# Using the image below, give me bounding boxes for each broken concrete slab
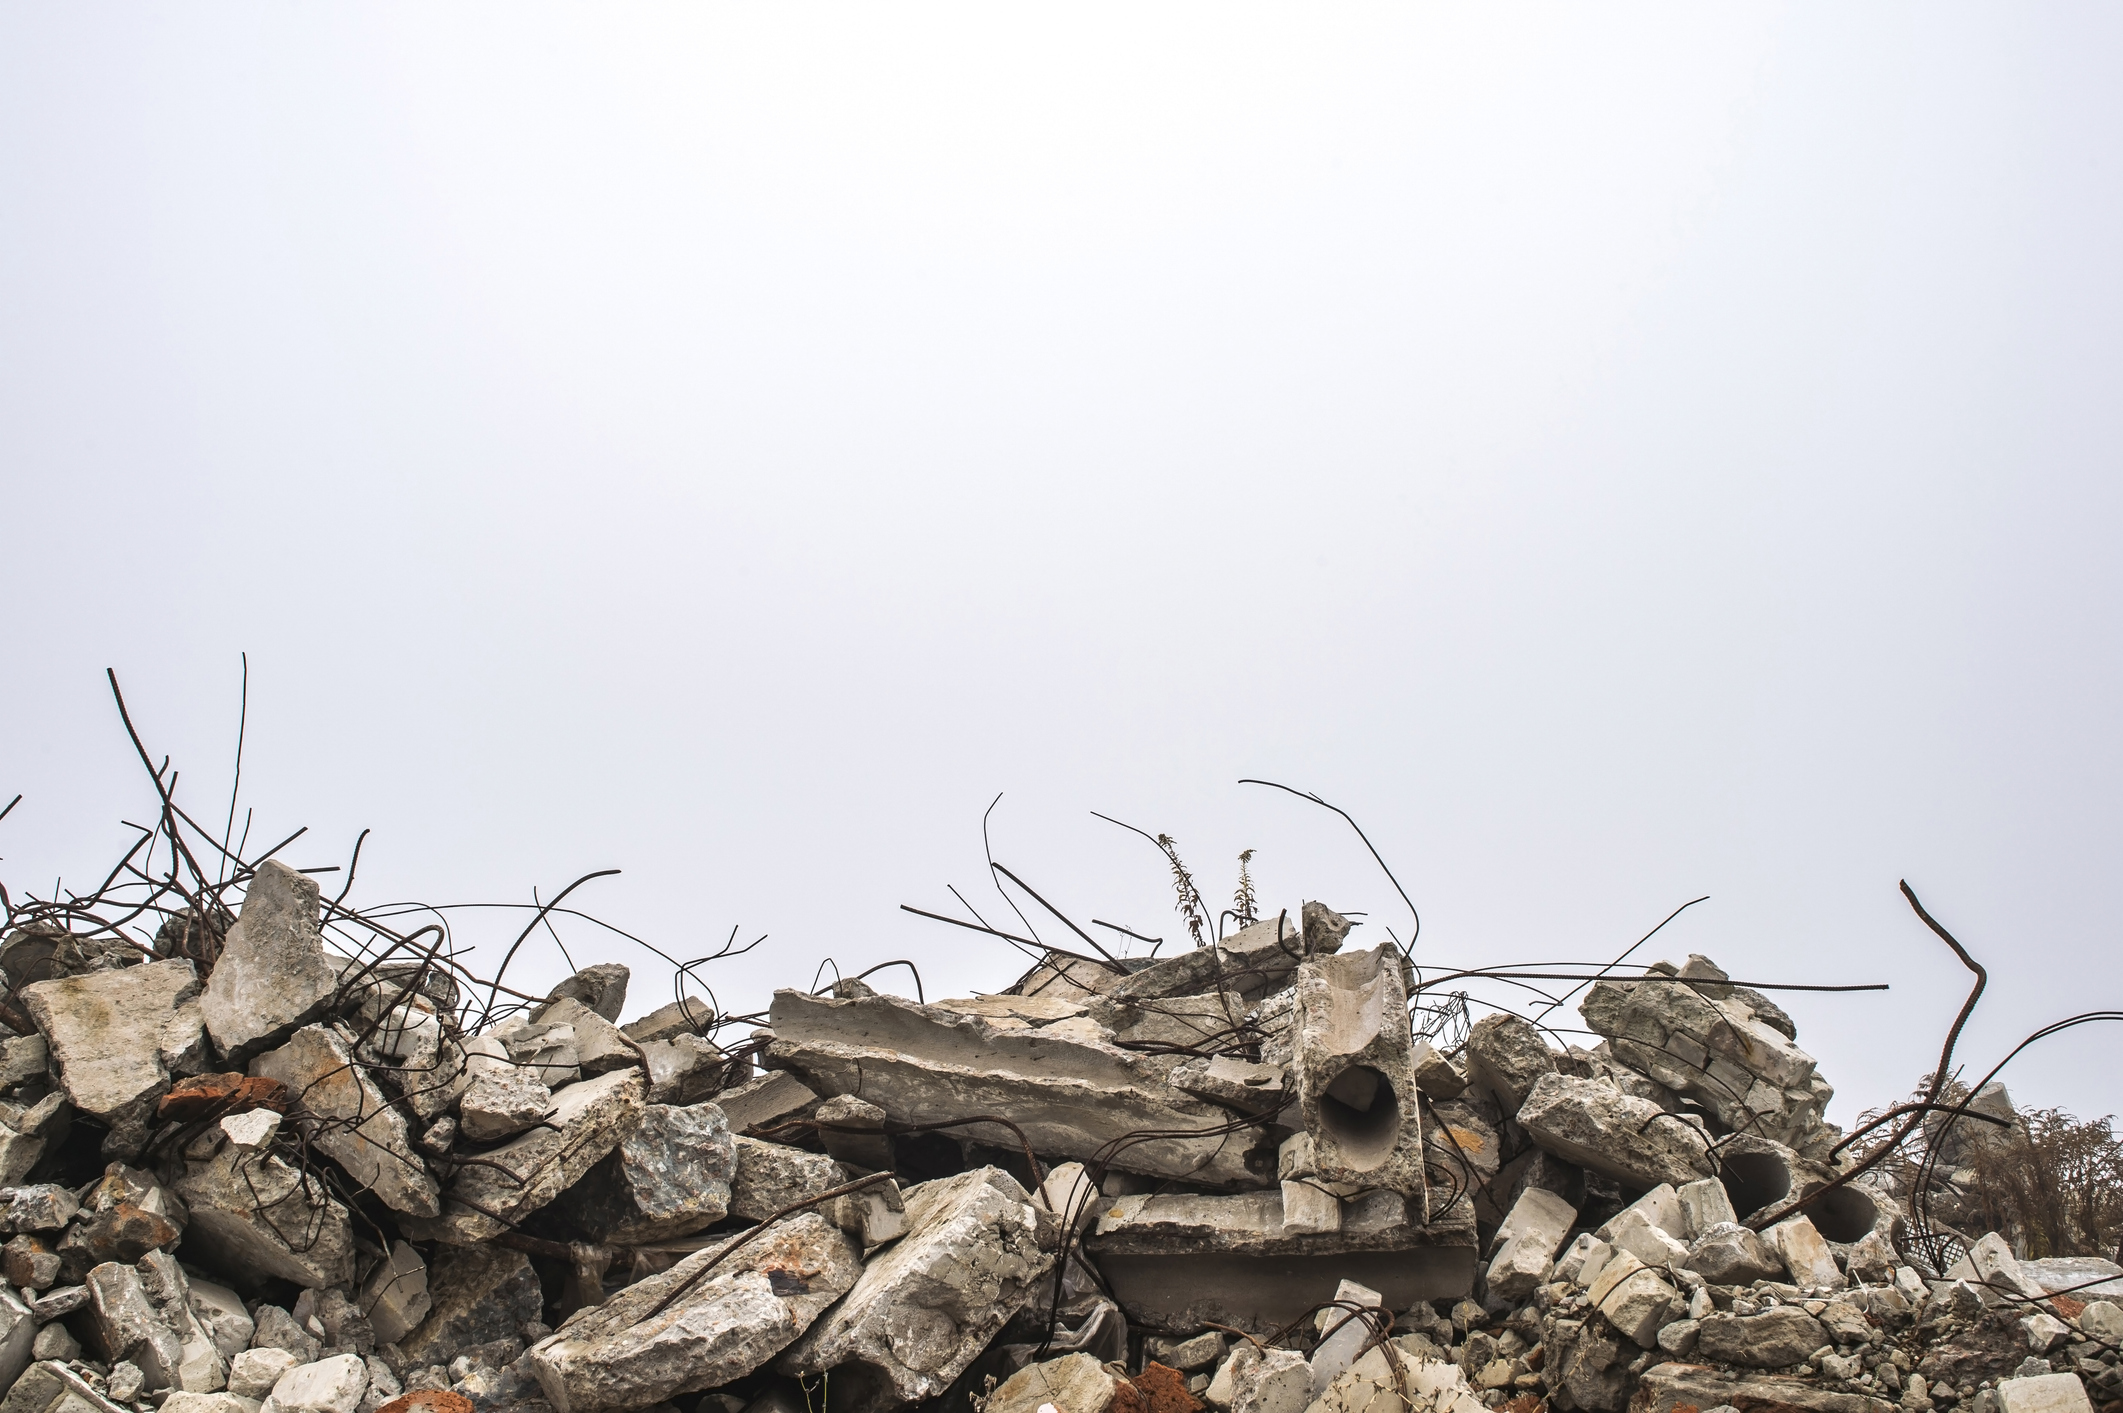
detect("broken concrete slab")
[767,990,1269,1188]
[1679,1222,1784,1285]
[534,998,641,1078]
[712,1071,816,1135]
[546,965,629,1023]
[86,1261,187,1393]
[984,1352,1120,1413]
[779,1167,1053,1412]
[0,1361,131,1413]
[260,1353,368,1413]
[557,1101,734,1243]
[1085,1186,1476,1333]
[637,1034,725,1106]
[619,997,714,1044]
[1410,1042,1467,1101]
[527,1213,861,1413]
[455,1048,554,1144]
[1516,1072,1712,1191]
[357,1244,430,1348]
[1485,1187,1576,1301]
[22,959,201,1156]
[1286,945,1428,1202]
[138,1251,233,1392]
[252,1026,440,1219]
[1675,1176,1737,1238]
[412,1068,646,1244]
[1767,1214,1844,1289]
[1172,1056,1288,1116]
[199,862,340,1063]
[812,1094,892,1173]
[1463,1014,1557,1119]
[186,1275,253,1361]
[1694,1306,1831,1367]
[396,1247,541,1372]
[1633,1363,1897,1413]
[728,1137,843,1224]
[170,1134,356,1291]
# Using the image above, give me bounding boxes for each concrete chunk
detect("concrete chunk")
[535,997,641,1077]
[172,1135,355,1291]
[1694,1305,1831,1367]
[356,1243,430,1347]
[713,1071,816,1134]
[546,964,628,1022]
[396,1246,541,1371]
[260,1353,367,1413]
[413,1068,646,1243]
[1680,1221,1784,1285]
[1675,1176,1738,1238]
[1995,1374,2095,1413]
[0,1361,130,1413]
[729,1136,843,1223]
[528,1212,860,1413]
[252,1027,439,1218]
[1410,1041,1467,1100]
[86,1262,185,1393]
[199,863,339,1063]
[22,960,200,1156]
[1485,1187,1577,1300]
[779,1168,1052,1411]
[984,1352,1120,1413]
[557,1100,734,1242]
[767,990,1267,1187]
[1287,945,1428,1202]
[1768,1213,1844,1289]
[1516,1071,1711,1191]
[1463,1013,1557,1118]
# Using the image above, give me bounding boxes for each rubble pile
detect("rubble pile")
[0,865,2114,1413]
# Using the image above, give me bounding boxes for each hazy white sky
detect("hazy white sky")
[3,6,2118,1129]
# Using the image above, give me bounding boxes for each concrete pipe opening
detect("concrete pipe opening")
[1319,1065,1400,1170]
[1719,1150,1792,1217]
[1801,1183,1879,1243]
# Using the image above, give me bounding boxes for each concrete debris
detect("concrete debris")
[527,1213,860,1413]
[198,862,340,1064]
[3,830,2114,1413]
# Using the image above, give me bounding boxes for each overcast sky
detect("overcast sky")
[3,6,2118,1130]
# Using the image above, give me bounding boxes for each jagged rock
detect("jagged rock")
[534,998,640,1077]
[1486,1188,1576,1300]
[1463,1014,1557,1118]
[1410,1041,1467,1100]
[22,959,202,1156]
[487,1016,580,1088]
[779,1167,1054,1412]
[29,1325,77,1364]
[397,1248,542,1371]
[1517,1071,1711,1190]
[527,1212,861,1413]
[0,1288,33,1396]
[712,1072,816,1134]
[767,990,1268,1188]
[357,1244,430,1347]
[1543,1316,1631,1412]
[138,1251,232,1391]
[57,1165,187,1283]
[0,1361,130,1413]
[813,1094,892,1172]
[0,1036,47,1089]
[1996,1374,2095,1413]
[2,1234,54,1290]
[728,1137,847,1223]
[186,1276,253,1360]
[249,1307,321,1364]
[170,1132,356,1290]
[1682,1222,1785,1285]
[25,1287,87,1322]
[1312,1345,1485,1413]
[454,1059,553,1144]
[0,1185,80,1233]
[1225,1343,1313,1413]
[1696,1305,1831,1366]
[252,1026,440,1218]
[199,862,339,1063]
[1580,969,1830,1145]
[1675,1175,1738,1237]
[260,1354,368,1413]
[637,1034,726,1105]
[619,997,714,1044]
[545,965,629,1023]
[1946,1232,2052,1308]
[412,1068,646,1243]
[985,1352,1121,1413]
[86,1262,186,1393]
[558,1101,734,1242]
[1768,1213,1844,1288]
[162,1393,263,1413]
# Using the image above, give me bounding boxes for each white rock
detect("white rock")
[219,1111,282,1150]
[163,1395,264,1413]
[1487,1187,1577,1300]
[1767,1214,1844,1289]
[2019,1313,2071,1355]
[1604,1207,1689,1269]
[1309,1279,1384,1397]
[2079,1300,2123,1343]
[260,1354,369,1413]
[1280,1181,1341,1236]
[1227,1344,1312,1413]
[1995,1373,2093,1413]
[1675,1177,1738,1238]
[1599,1267,1680,1348]
[229,1349,300,1401]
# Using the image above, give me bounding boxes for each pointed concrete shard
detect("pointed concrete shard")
[409,1068,647,1244]
[22,960,200,1157]
[527,1213,860,1413]
[1516,1071,1712,1191]
[777,1168,1053,1413]
[766,990,1270,1188]
[557,1101,735,1243]
[251,1026,440,1218]
[1287,944,1429,1205]
[171,1130,355,1292]
[200,862,338,1062]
